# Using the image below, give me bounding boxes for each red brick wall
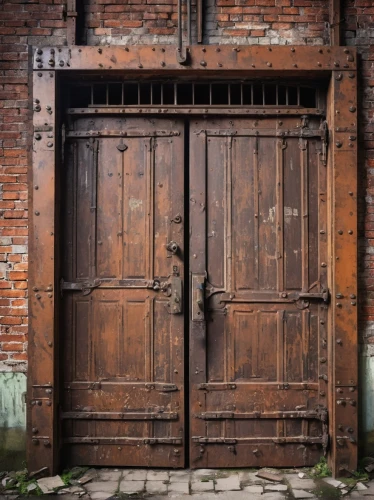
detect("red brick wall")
[0,0,372,378]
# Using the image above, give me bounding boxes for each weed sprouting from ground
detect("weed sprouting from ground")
[311,457,331,478]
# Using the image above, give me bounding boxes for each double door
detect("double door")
[61,115,329,468]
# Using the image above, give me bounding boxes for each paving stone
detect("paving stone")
[119,480,144,493]
[322,477,344,488]
[215,475,241,491]
[243,485,263,494]
[97,471,122,482]
[147,470,169,481]
[239,471,262,484]
[357,482,369,490]
[76,469,98,485]
[86,482,118,493]
[168,482,190,494]
[89,493,114,500]
[122,469,147,481]
[146,480,168,494]
[193,469,219,478]
[265,484,288,492]
[292,491,316,499]
[262,493,287,500]
[285,475,316,490]
[191,480,214,492]
[257,470,283,482]
[37,475,65,493]
[170,471,191,483]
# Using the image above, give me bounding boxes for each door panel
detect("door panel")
[190,117,328,467]
[62,117,185,467]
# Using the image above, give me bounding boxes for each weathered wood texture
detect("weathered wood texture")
[190,117,329,467]
[61,117,185,467]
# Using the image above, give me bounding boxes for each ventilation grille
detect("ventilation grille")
[68,81,320,109]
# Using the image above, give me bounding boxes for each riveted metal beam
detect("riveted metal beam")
[28,70,58,475]
[329,70,358,476]
[32,46,356,72]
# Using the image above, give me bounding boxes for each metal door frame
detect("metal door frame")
[29,45,357,476]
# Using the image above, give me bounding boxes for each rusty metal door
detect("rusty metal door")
[61,117,185,467]
[190,116,329,467]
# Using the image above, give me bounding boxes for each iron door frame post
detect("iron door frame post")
[29,46,357,476]
[29,69,60,475]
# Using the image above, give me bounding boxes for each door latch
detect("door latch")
[192,274,205,321]
[168,276,183,314]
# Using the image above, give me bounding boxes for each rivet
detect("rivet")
[32,427,38,433]
[200,61,207,67]
[47,142,53,148]
[37,63,43,69]
[350,400,356,406]
[36,294,41,299]
[59,60,64,67]
[351,301,356,306]
[320,230,325,234]
[349,72,355,79]
[335,73,342,81]
[349,106,356,112]
[336,303,342,308]
[267,62,272,67]
[317,62,321,67]
[336,293,343,299]
[46,401,52,406]
[281,292,287,298]
[202,47,206,52]
[48,293,53,298]
[38,72,42,77]
[344,49,349,54]
[349,191,353,196]
[350,294,356,299]
[320,391,325,397]
[321,262,327,267]
[348,230,353,235]
[338,230,343,235]
[320,357,327,363]
[336,141,342,148]
[35,211,40,216]
[318,49,323,54]
[98,48,102,53]
[334,62,340,67]
[138,64,143,68]
[337,339,342,345]
[291,47,295,52]
[216,47,221,52]
[161,62,165,67]
[217,63,222,67]
[293,64,297,68]
[48,341,53,347]
[35,133,42,140]
[251,64,255,68]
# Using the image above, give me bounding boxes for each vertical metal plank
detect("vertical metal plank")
[225,136,233,292]
[189,125,207,466]
[300,139,309,292]
[330,70,358,475]
[66,0,77,45]
[276,138,285,291]
[28,70,57,474]
[253,137,259,287]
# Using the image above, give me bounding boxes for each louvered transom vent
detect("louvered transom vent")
[67,81,324,110]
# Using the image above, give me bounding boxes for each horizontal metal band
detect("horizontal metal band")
[197,382,319,391]
[67,107,324,117]
[196,129,323,138]
[192,436,323,445]
[219,290,329,303]
[65,437,183,445]
[196,409,327,421]
[61,411,178,421]
[66,381,179,392]
[66,130,180,138]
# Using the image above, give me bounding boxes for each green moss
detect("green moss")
[311,457,331,478]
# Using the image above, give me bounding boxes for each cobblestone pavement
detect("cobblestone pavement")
[1,468,374,499]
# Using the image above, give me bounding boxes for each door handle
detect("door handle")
[192,274,205,321]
